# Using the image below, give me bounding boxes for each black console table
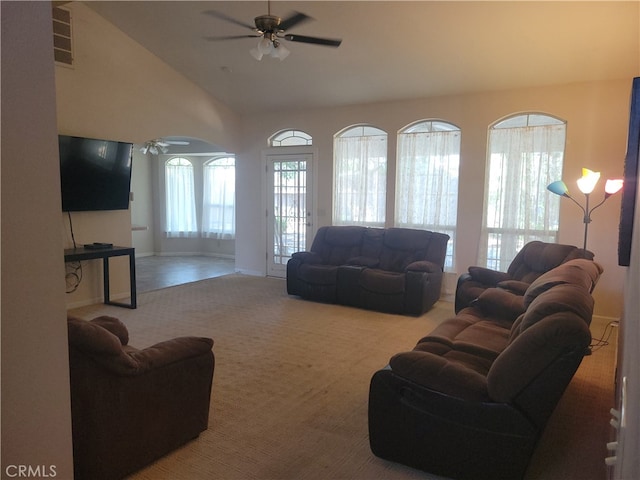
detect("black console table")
[64,246,137,309]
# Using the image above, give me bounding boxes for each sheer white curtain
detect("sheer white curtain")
[481,116,565,270]
[333,126,387,226]
[202,157,235,239]
[396,123,460,270]
[165,158,198,238]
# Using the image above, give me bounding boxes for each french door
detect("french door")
[266,152,313,277]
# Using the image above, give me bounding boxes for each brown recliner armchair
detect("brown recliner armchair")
[67,315,214,480]
[454,240,592,313]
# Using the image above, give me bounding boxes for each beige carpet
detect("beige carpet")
[69,274,617,480]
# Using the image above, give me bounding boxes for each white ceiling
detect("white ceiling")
[87,1,639,115]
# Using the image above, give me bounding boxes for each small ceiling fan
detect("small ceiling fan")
[203,1,342,61]
[141,138,189,155]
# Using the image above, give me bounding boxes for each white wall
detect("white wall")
[56,3,241,307]
[131,150,155,256]
[615,166,640,478]
[237,79,631,319]
[1,2,74,477]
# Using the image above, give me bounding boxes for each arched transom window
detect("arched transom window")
[270,130,312,147]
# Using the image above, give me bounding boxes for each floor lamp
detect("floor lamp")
[547,168,624,251]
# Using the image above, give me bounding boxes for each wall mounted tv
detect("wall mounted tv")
[59,135,133,212]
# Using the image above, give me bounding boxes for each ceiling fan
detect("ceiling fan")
[203,1,342,61]
[140,138,189,155]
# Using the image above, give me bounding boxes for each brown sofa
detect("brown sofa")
[368,258,603,479]
[286,226,450,315]
[67,315,214,480]
[454,240,593,313]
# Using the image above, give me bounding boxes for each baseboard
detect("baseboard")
[154,252,235,260]
[235,268,263,277]
[65,291,132,310]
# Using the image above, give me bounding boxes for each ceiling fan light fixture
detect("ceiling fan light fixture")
[272,42,290,60]
[258,37,273,54]
[249,47,263,61]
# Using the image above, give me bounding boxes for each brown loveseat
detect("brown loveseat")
[368,258,603,480]
[455,240,593,313]
[287,226,450,315]
[67,315,214,480]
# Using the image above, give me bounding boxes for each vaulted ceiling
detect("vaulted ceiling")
[88,1,639,115]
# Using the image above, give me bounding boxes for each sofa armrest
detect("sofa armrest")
[290,251,322,264]
[72,335,214,377]
[497,280,530,295]
[129,337,214,374]
[405,260,441,273]
[471,288,526,321]
[468,266,510,286]
[88,315,129,345]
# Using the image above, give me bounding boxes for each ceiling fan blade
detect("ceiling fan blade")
[205,34,261,41]
[202,10,255,31]
[166,141,190,146]
[278,11,312,31]
[284,34,342,47]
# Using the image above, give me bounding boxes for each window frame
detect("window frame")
[164,157,198,238]
[332,124,388,227]
[395,119,461,271]
[481,112,567,270]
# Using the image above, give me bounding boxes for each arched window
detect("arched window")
[481,113,566,270]
[202,156,236,239]
[396,120,460,270]
[165,157,197,238]
[270,130,312,147]
[333,125,387,226]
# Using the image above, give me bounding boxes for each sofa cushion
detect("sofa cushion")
[512,283,595,340]
[507,241,591,283]
[378,228,432,272]
[488,312,592,402]
[523,259,603,308]
[312,226,366,265]
[420,321,511,361]
[389,349,490,401]
[298,264,339,285]
[417,309,512,361]
[359,269,405,294]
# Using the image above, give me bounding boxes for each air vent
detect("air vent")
[52,6,73,65]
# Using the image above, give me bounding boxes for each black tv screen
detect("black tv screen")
[59,135,133,212]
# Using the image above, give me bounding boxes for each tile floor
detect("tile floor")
[135,255,235,293]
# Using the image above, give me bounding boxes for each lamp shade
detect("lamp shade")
[605,178,624,195]
[547,180,569,196]
[576,168,600,194]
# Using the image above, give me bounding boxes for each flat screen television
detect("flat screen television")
[59,135,133,212]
